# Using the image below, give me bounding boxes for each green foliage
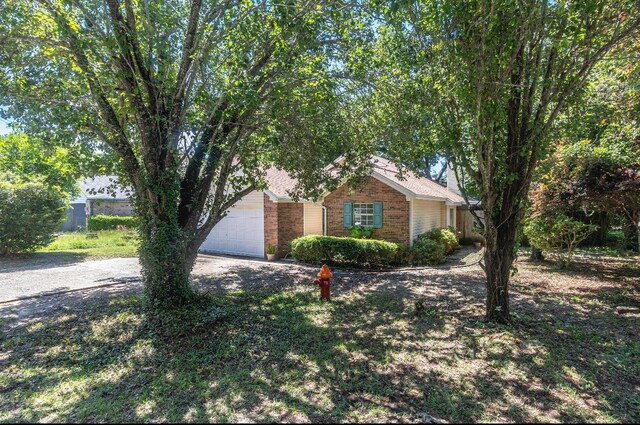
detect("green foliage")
[0,179,68,254]
[420,227,460,255]
[406,237,446,265]
[290,235,402,268]
[266,245,277,255]
[0,133,82,195]
[348,225,374,239]
[87,215,138,231]
[405,227,459,265]
[369,0,640,321]
[0,0,375,309]
[524,214,598,266]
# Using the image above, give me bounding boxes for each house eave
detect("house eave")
[264,190,316,203]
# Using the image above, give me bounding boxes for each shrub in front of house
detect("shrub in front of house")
[88,214,139,231]
[0,179,68,254]
[405,237,446,265]
[405,227,460,265]
[290,235,402,268]
[419,227,459,254]
[348,225,374,239]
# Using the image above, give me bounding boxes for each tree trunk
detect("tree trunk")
[624,212,639,252]
[139,224,197,310]
[530,246,544,261]
[483,215,520,323]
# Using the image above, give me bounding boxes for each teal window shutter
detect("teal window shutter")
[373,201,383,228]
[343,202,353,227]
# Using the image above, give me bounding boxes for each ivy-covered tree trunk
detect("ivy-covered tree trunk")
[1,0,362,313]
[135,174,196,309]
[139,229,196,309]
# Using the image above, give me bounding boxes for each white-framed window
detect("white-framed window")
[449,207,455,228]
[353,203,374,226]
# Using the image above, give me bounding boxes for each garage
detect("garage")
[199,191,265,257]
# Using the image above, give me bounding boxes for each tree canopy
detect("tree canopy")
[0,0,373,309]
[369,0,640,321]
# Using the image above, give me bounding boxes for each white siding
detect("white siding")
[303,203,323,235]
[200,190,265,257]
[411,200,443,242]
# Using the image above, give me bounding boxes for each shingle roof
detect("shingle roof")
[73,175,132,202]
[76,158,465,204]
[264,156,466,204]
[370,156,465,204]
[264,168,299,200]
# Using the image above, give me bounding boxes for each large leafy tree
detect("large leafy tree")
[0,133,109,195]
[531,39,640,252]
[377,0,640,322]
[0,0,369,310]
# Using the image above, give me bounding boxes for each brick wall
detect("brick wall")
[323,176,410,246]
[276,202,304,257]
[263,194,278,256]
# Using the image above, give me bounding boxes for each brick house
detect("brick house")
[199,156,467,258]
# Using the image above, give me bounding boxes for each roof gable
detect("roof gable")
[370,156,465,204]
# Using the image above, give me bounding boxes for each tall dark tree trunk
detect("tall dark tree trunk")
[483,215,519,323]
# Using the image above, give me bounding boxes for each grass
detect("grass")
[37,230,139,258]
[1,250,639,423]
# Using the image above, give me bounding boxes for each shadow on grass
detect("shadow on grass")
[0,251,89,273]
[516,254,640,308]
[1,260,638,423]
[0,290,477,422]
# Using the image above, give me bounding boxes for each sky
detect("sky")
[0,118,11,135]
[0,107,13,135]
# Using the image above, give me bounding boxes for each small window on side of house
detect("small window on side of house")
[353,203,374,227]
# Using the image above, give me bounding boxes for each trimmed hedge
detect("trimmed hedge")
[88,214,138,231]
[291,235,402,268]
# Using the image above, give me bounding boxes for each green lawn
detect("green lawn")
[1,251,639,423]
[38,230,139,258]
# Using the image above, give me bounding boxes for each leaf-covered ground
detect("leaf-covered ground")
[1,250,638,423]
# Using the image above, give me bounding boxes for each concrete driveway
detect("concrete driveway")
[0,257,141,303]
[0,254,320,304]
[0,248,483,329]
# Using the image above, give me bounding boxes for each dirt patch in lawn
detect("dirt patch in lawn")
[1,251,638,423]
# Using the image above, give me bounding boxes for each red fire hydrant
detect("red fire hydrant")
[314,264,333,301]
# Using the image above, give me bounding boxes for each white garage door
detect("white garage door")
[200,191,265,257]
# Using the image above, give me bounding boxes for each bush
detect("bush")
[406,237,446,265]
[0,180,68,254]
[524,213,598,266]
[88,214,139,231]
[290,235,402,268]
[348,225,374,239]
[419,227,459,254]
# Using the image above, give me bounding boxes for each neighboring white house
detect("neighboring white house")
[60,176,133,231]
